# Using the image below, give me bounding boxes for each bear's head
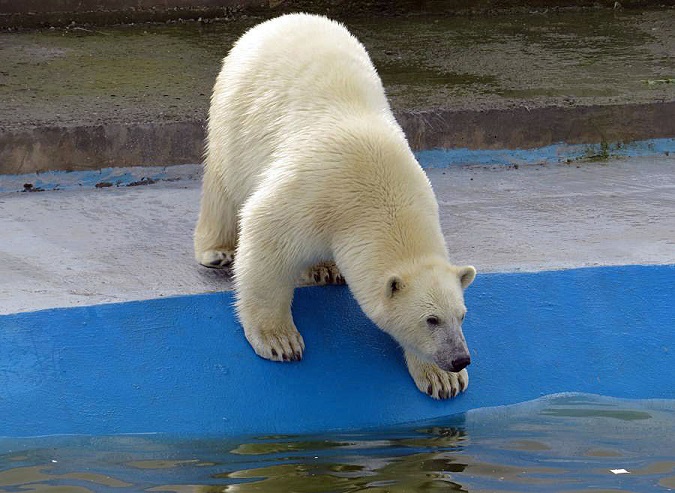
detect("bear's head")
[377,260,476,372]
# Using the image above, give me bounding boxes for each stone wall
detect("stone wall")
[1,0,664,28]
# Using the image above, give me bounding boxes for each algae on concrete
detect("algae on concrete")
[0,8,673,131]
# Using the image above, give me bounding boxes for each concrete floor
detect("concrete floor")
[1,155,673,315]
[1,8,673,313]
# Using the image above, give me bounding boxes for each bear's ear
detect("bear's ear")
[386,275,405,298]
[458,265,476,289]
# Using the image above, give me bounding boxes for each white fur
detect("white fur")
[195,13,476,398]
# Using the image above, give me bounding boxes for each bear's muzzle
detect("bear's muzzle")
[433,330,471,372]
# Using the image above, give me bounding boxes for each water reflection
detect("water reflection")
[1,394,674,492]
[221,427,469,492]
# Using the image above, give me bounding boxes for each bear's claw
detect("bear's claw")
[198,249,235,269]
[405,351,468,400]
[301,261,345,286]
[245,325,305,363]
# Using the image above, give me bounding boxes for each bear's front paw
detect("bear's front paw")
[405,352,469,400]
[197,249,235,269]
[245,323,305,362]
[300,261,345,286]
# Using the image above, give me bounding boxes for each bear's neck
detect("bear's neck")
[324,112,450,314]
[332,210,448,315]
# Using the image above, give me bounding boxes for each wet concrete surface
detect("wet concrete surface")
[1,0,667,28]
[1,155,673,314]
[0,8,673,172]
[1,9,673,128]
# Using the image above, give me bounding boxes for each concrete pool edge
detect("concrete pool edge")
[2,101,674,175]
[2,1,669,29]
[3,391,674,442]
[1,264,673,438]
[1,137,673,192]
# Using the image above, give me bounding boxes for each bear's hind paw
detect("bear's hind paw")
[197,249,235,269]
[301,261,345,286]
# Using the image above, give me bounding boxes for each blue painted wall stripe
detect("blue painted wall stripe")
[0,163,200,193]
[416,138,675,168]
[1,138,673,192]
[1,265,673,438]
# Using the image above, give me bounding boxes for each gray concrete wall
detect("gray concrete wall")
[0,122,205,174]
[2,103,674,174]
[0,0,257,28]
[0,0,257,13]
[1,0,666,28]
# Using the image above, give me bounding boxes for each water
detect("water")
[1,394,674,492]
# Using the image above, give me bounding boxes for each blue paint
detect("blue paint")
[1,265,673,438]
[1,139,673,192]
[416,138,675,168]
[0,164,201,193]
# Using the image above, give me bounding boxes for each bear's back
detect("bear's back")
[206,14,402,209]
[213,14,390,129]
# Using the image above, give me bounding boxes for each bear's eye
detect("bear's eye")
[426,316,440,326]
[460,313,466,322]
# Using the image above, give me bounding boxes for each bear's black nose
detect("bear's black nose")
[452,356,471,372]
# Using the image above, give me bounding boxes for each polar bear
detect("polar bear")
[194,13,476,399]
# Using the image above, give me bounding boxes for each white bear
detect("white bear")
[194,13,476,399]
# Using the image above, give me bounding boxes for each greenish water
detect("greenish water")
[1,394,674,492]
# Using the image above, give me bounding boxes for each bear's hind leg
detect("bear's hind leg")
[300,261,346,285]
[194,167,238,269]
[405,351,469,400]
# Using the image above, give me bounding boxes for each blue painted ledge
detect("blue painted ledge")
[416,137,675,168]
[1,265,673,438]
[1,138,673,192]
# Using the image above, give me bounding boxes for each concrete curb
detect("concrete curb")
[398,101,675,152]
[0,121,205,175]
[2,139,674,193]
[2,101,674,174]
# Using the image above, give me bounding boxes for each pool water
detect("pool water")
[1,394,674,492]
